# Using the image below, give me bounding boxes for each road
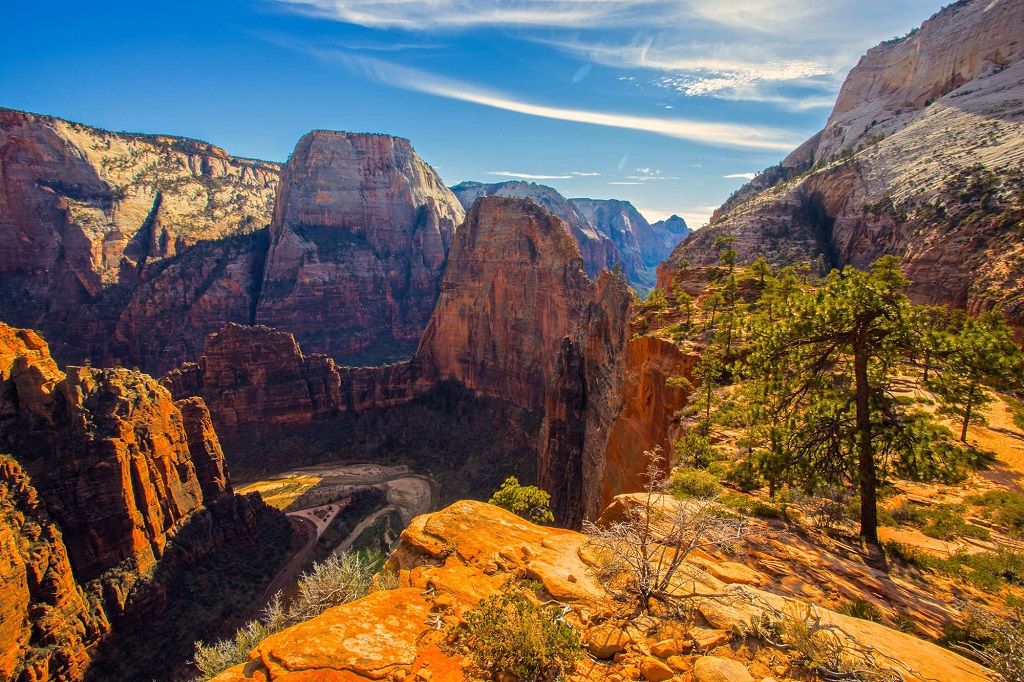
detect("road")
[254,502,344,614]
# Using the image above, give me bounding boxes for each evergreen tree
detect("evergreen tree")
[744,256,917,543]
[928,310,1024,442]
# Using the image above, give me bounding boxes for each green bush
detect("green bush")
[838,597,884,622]
[919,505,991,542]
[726,459,762,493]
[447,583,581,680]
[670,468,723,499]
[489,476,554,524]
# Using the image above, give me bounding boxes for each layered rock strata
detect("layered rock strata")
[257,131,464,360]
[537,274,696,527]
[415,196,593,411]
[660,0,1024,325]
[0,321,270,680]
[0,107,279,372]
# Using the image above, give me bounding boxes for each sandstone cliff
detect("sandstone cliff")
[163,323,420,433]
[415,196,593,412]
[0,322,280,680]
[660,0,1024,326]
[0,107,279,372]
[257,131,464,362]
[538,274,695,527]
[450,180,621,281]
[0,457,107,682]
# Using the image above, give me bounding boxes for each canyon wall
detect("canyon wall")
[537,274,695,527]
[0,107,279,372]
[572,197,671,292]
[257,132,464,362]
[660,0,1024,326]
[415,195,593,412]
[0,321,273,680]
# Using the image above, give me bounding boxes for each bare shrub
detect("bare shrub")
[583,449,749,610]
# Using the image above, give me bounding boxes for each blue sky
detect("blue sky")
[2,0,943,226]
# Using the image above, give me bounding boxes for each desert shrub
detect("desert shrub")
[884,541,1023,591]
[919,505,991,542]
[839,598,884,622]
[941,603,1024,682]
[192,551,383,680]
[586,450,747,609]
[726,459,762,492]
[809,490,852,532]
[876,506,897,527]
[890,502,924,525]
[671,468,723,499]
[446,582,581,681]
[968,490,1024,537]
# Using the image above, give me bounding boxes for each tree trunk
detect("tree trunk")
[854,348,879,544]
[960,386,974,443]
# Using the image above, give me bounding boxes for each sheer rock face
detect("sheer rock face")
[649,214,692,251]
[0,322,224,582]
[450,181,621,281]
[257,131,464,360]
[659,0,1024,326]
[537,275,694,528]
[0,458,107,682]
[415,196,593,412]
[0,321,265,680]
[163,323,421,432]
[0,107,279,372]
[571,198,670,293]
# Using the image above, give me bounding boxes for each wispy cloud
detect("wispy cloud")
[571,171,601,176]
[609,181,643,185]
[489,171,573,179]
[273,0,658,30]
[327,53,802,151]
[724,172,756,180]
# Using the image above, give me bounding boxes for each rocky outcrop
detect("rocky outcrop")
[415,196,593,412]
[213,499,992,682]
[538,275,695,527]
[571,198,670,293]
[0,457,106,682]
[660,0,1024,326]
[257,131,464,361]
[0,107,279,372]
[450,180,621,281]
[0,321,283,680]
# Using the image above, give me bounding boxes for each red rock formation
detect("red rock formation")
[176,397,231,499]
[257,131,464,361]
[538,274,697,527]
[601,336,695,513]
[659,0,1024,326]
[415,196,593,411]
[0,457,107,682]
[163,323,422,432]
[0,107,279,372]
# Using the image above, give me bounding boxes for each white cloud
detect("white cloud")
[329,53,802,151]
[724,172,756,180]
[609,181,643,185]
[489,171,573,179]
[571,171,601,176]
[273,0,659,30]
